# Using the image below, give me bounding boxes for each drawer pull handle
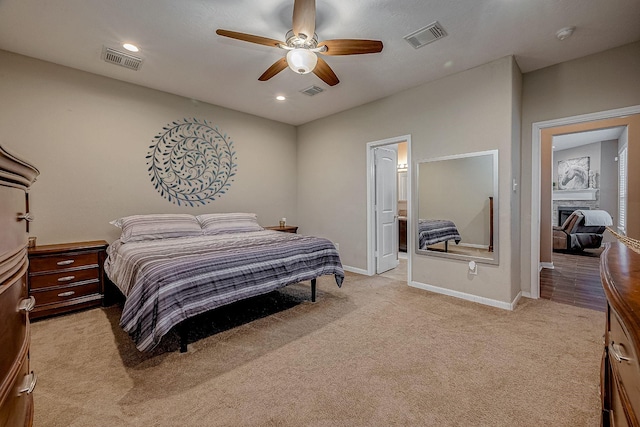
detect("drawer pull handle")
[17,213,34,222]
[57,275,75,282]
[57,260,75,266]
[18,296,36,313]
[18,372,37,395]
[57,291,75,297]
[610,342,631,363]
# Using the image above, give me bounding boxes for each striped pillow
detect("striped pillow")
[197,213,263,235]
[112,214,202,243]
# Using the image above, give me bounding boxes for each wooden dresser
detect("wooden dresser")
[28,241,108,319]
[600,241,640,427]
[0,146,39,427]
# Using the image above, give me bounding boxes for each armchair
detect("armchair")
[552,210,611,252]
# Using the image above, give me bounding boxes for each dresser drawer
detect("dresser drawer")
[0,350,34,427]
[27,240,107,319]
[609,309,640,425]
[31,281,100,307]
[29,251,98,273]
[0,271,29,387]
[29,267,99,291]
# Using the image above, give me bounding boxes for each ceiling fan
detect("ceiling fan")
[216,0,383,86]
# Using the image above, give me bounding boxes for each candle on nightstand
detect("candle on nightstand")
[280,217,286,227]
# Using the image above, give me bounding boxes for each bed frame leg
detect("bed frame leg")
[178,320,189,353]
[311,278,317,303]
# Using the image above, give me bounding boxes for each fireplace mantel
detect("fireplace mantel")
[552,189,598,201]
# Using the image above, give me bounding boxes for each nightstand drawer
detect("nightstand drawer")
[27,240,108,319]
[29,267,99,290]
[31,281,100,307]
[29,252,98,273]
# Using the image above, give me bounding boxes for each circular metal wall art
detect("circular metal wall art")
[147,118,238,206]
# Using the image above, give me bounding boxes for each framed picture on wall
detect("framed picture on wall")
[557,156,590,190]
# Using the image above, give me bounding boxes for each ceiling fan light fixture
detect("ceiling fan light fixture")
[286,48,317,74]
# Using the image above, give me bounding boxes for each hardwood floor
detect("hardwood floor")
[540,248,606,311]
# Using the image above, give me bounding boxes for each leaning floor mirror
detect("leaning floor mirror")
[415,149,498,264]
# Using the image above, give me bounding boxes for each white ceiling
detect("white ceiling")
[553,126,626,151]
[1,0,639,126]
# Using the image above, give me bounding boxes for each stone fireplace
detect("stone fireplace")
[557,205,591,226]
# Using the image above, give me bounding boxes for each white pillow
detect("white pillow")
[196,213,263,235]
[112,214,202,243]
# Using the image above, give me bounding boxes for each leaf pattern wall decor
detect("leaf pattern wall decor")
[147,118,238,206]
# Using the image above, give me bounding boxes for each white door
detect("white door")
[375,147,399,273]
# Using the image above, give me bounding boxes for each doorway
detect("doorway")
[366,135,412,280]
[530,105,640,299]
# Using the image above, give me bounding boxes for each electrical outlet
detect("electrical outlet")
[334,242,339,251]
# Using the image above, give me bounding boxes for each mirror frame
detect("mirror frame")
[414,149,499,265]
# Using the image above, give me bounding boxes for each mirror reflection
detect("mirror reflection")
[416,150,498,264]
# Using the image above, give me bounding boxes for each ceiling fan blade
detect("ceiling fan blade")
[216,29,283,48]
[313,57,339,86]
[318,39,383,56]
[293,0,316,39]
[258,57,288,81]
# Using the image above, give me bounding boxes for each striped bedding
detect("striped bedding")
[105,230,344,351]
[418,219,462,249]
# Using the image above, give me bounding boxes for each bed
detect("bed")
[104,213,344,352]
[418,219,462,251]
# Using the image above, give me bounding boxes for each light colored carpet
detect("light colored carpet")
[30,271,604,426]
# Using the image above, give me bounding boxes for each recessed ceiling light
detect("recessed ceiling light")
[123,43,139,52]
[276,95,286,101]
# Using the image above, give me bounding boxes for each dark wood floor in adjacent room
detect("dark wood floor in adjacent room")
[539,248,606,312]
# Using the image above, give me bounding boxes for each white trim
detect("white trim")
[343,265,371,276]
[410,280,520,310]
[522,291,532,298]
[366,135,412,282]
[540,262,554,270]
[552,189,597,200]
[530,105,640,299]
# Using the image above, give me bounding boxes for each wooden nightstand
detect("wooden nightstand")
[265,225,298,233]
[27,240,108,319]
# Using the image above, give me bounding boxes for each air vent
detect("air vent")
[300,85,324,96]
[404,22,447,49]
[101,46,143,71]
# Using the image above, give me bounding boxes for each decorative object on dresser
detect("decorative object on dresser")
[0,145,39,427]
[600,240,640,426]
[264,225,298,234]
[27,241,108,319]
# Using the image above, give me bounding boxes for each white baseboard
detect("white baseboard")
[522,291,533,298]
[409,280,519,311]
[343,265,370,276]
[540,262,554,270]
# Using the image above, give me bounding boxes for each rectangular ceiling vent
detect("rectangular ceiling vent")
[300,85,324,96]
[404,21,447,49]
[101,46,143,71]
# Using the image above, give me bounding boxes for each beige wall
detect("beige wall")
[298,56,520,305]
[521,41,640,291]
[0,50,297,245]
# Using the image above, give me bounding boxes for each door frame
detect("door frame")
[529,105,640,298]
[366,134,412,278]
